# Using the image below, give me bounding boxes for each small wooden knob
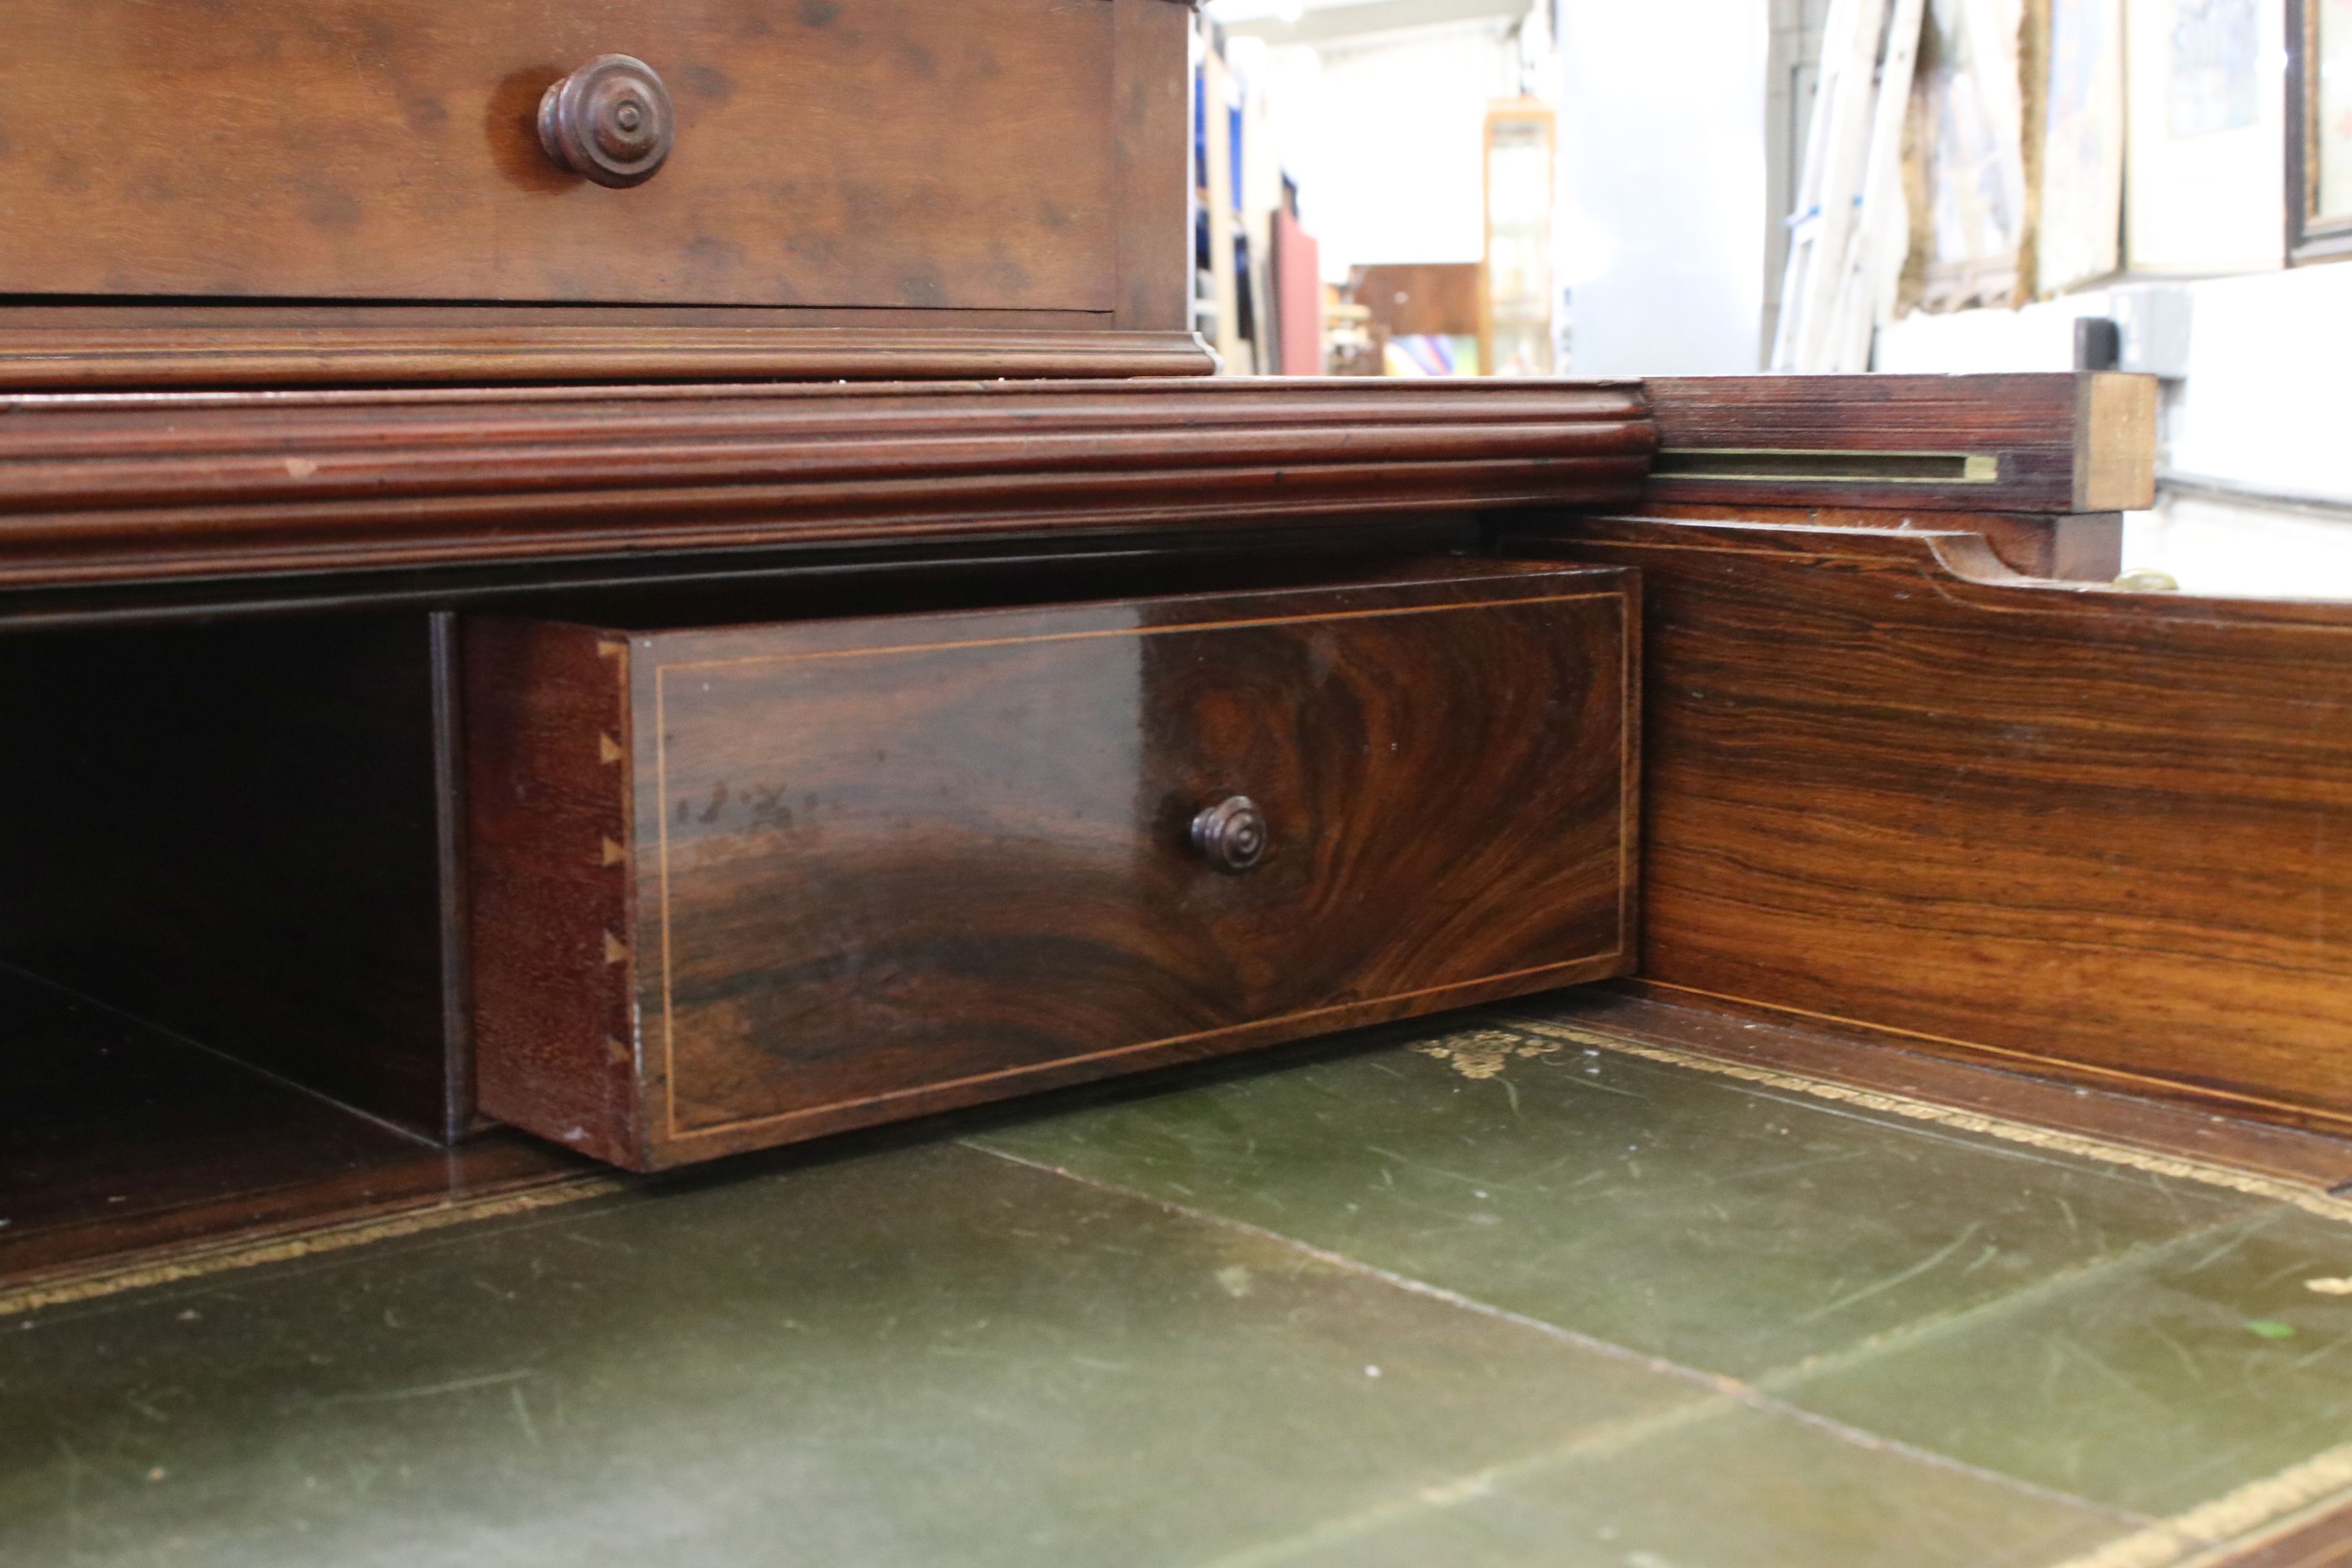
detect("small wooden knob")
[1190,796,1269,874]
[538,55,674,188]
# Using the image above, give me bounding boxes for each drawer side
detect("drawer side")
[467,619,644,1167]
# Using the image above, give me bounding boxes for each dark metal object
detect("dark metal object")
[2073,316,2121,372]
[538,55,674,187]
[1190,796,1269,873]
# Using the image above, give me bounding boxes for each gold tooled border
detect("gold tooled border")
[0,1177,624,1320]
[1476,1013,2352,1568]
[1493,1015,2352,1226]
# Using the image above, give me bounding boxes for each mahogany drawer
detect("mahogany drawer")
[464,566,1639,1170]
[0,0,1140,313]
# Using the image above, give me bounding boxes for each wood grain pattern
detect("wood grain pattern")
[0,318,1214,390]
[0,0,1131,313]
[1507,514,2352,1133]
[0,964,591,1293]
[2214,1501,2352,1568]
[466,618,643,1169]
[469,563,1639,1169]
[1112,0,1194,333]
[0,378,1654,589]
[1639,503,2125,582]
[1644,374,2157,513]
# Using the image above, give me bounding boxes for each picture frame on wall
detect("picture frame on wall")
[2287,0,2352,260]
[1920,0,2030,310]
[2126,0,2287,272]
[2039,0,2130,292]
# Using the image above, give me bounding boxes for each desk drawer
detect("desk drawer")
[0,0,1123,312]
[466,567,1639,1170]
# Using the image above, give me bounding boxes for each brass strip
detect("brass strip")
[1652,447,2001,484]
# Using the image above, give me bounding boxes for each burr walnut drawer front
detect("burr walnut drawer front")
[465,566,1639,1170]
[0,0,1125,312]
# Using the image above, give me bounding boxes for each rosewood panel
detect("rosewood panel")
[1642,374,2156,513]
[465,616,643,1161]
[1636,503,2125,582]
[2214,1502,2352,1568]
[469,564,1640,1168]
[1508,514,2352,1133]
[0,968,590,1296]
[0,0,1133,315]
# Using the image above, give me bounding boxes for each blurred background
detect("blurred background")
[1195,0,2352,593]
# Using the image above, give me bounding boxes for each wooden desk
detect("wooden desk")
[0,0,2337,1339]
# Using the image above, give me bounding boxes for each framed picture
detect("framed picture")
[1920,0,2030,309]
[2039,0,2129,292]
[2126,0,2287,272]
[2288,0,2352,260]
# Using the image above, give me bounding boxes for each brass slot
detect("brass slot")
[1654,449,2001,484]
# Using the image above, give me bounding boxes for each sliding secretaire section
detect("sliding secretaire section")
[465,566,1641,1170]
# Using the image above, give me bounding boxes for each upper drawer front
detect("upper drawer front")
[0,0,1116,310]
[466,567,1638,1170]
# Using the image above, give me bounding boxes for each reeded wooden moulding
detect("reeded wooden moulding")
[0,378,1655,589]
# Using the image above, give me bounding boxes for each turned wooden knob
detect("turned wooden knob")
[1190,796,1269,874]
[538,55,675,187]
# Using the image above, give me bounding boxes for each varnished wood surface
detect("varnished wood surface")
[1111,0,1193,333]
[1644,374,2156,513]
[0,318,1214,390]
[0,968,590,1294]
[0,524,1492,632]
[1509,514,2352,1134]
[2217,1502,2352,1568]
[0,374,2166,603]
[466,617,643,1166]
[0,378,1654,590]
[1350,264,1485,338]
[0,0,1142,315]
[1639,502,2125,582]
[0,616,459,1133]
[469,563,1639,1169]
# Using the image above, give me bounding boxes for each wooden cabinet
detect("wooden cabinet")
[465,565,1639,1168]
[0,0,1199,387]
[5,0,1116,311]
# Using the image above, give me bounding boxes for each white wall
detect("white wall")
[2160,266,2352,505]
[1243,22,1522,283]
[1877,264,2352,597]
[1556,0,1772,375]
